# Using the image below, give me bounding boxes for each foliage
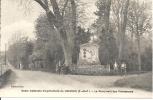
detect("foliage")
[98,29,118,65]
[7,36,33,69]
[94,0,118,65]
[32,14,64,72]
[93,0,152,72]
[127,0,152,71]
[141,46,152,71]
[33,14,91,70]
[77,26,91,44]
[9,0,152,73]
[71,26,91,64]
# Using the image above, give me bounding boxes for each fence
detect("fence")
[70,65,111,75]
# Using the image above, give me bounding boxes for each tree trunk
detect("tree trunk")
[58,28,73,66]
[70,0,78,65]
[118,0,129,62]
[46,12,73,66]
[104,0,111,33]
[137,33,141,71]
[35,0,74,66]
[63,42,73,66]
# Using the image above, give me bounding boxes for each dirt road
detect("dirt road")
[0,67,152,98]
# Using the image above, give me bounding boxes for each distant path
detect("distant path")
[0,67,152,98]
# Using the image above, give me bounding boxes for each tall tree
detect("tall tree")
[70,0,78,64]
[111,0,130,62]
[95,0,111,33]
[7,35,33,69]
[19,0,78,66]
[34,14,63,71]
[94,0,118,64]
[128,0,151,71]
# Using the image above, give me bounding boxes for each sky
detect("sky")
[1,0,151,51]
[1,0,97,51]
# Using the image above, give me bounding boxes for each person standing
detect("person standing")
[56,61,61,74]
[113,61,118,73]
[123,62,127,75]
[121,62,127,75]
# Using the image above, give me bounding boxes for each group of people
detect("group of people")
[113,61,127,75]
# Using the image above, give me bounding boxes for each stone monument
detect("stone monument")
[78,35,101,66]
[78,42,100,65]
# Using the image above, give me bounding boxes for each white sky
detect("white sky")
[1,0,97,51]
[1,0,150,51]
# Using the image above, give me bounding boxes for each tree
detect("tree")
[94,0,118,64]
[98,29,118,65]
[111,0,130,62]
[18,0,77,66]
[95,0,111,34]
[141,46,152,71]
[7,35,33,69]
[33,14,63,71]
[59,0,86,65]
[127,0,152,71]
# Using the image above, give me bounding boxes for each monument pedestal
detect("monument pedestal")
[71,42,110,75]
[78,42,100,66]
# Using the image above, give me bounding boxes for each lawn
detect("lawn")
[114,72,152,91]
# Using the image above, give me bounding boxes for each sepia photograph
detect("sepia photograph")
[0,0,152,98]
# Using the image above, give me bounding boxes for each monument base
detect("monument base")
[70,65,110,75]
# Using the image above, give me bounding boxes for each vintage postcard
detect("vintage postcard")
[0,0,152,98]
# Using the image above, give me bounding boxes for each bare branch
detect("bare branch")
[34,0,58,28]
[50,0,62,19]
[34,0,48,10]
[62,0,69,17]
[44,0,49,8]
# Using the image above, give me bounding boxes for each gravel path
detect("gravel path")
[0,67,152,98]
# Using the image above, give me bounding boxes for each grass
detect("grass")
[114,72,152,91]
[0,69,12,88]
